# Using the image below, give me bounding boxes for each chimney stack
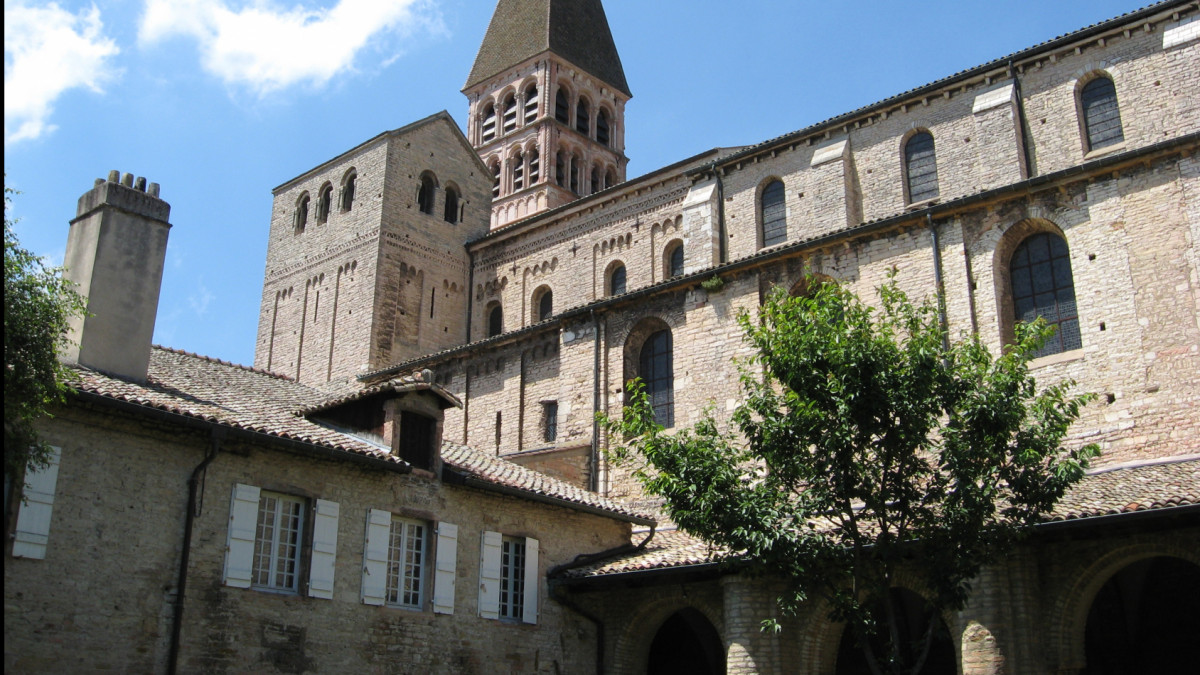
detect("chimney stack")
[61,171,171,383]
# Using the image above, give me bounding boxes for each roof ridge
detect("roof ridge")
[152,344,296,381]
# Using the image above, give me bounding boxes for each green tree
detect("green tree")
[4,182,86,475]
[603,275,1098,675]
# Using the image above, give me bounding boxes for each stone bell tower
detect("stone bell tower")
[464,0,631,229]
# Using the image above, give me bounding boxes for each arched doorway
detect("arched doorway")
[647,608,724,675]
[1082,556,1200,674]
[834,588,956,674]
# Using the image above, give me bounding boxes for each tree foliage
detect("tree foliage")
[602,275,1098,675]
[4,182,86,475]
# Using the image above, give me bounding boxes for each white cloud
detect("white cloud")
[138,0,438,95]
[4,2,120,144]
[188,280,215,316]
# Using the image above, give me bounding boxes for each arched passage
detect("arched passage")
[647,608,725,675]
[1082,556,1200,674]
[833,588,956,675]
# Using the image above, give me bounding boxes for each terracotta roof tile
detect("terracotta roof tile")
[69,346,649,522]
[563,457,1200,579]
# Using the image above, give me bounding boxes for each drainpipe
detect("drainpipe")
[167,428,224,675]
[927,213,951,353]
[713,165,728,264]
[1008,60,1034,179]
[548,527,657,675]
[590,309,601,492]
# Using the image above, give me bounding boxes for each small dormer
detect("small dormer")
[298,369,461,476]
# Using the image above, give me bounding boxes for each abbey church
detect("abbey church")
[6,1,1199,673]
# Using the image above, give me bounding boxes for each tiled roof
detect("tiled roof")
[560,456,1200,579]
[465,0,630,96]
[557,529,726,579]
[442,440,653,523]
[68,346,649,522]
[297,370,462,416]
[694,1,1188,173]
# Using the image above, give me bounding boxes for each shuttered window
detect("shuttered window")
[555,89,569,124]
[576,100,590,135]
[523,85,538,124]
[385,517,426,608]
[1081,77,1124,151]
[482,105,497,142]
[761,180,787,247]
[639,329,675,428]
[905,132,939,203]
[597,110,610,146]
[502,96,517,134]
[1010,233,1082,357]
[252,492,305,592]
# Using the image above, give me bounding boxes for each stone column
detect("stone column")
[722,575,782,675]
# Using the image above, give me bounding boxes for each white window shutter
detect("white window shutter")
[522,537,539,625]
[308,499,339,600]
[433,522,458,614]
[478,530,502,619]
[12,447,62,560]
[222,483,260,587]
[361,509,390,606]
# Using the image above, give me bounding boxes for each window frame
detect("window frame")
[1007,231,1082,359]
[760,179,787,248]
[499,535,527,621]
[638,329,675,428]
[417,174,437,215]
[542,401,558,443]
[251,490,308,594]
[665,240,685,279]
[904,131,940,205]
[340,169,357,213]
[1078,74,1125,153]
[317,183,333,224]
[487,302,504,338]
[608,262,627,296]
[384,516,428,610]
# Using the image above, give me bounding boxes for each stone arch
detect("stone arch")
[663,238,685,279]
[1073,69,1125,154]
[1047,542,1200,673]
[990,217,1076,348]
[531,284,553,323]
[611,595,724,675]
[340,167,357,212]
[604,259,627,296]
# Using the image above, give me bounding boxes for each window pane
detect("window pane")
[905,133,939,203]
[1010,233,1081,357]
[1081,77,1124,150]
[761,181,787,247]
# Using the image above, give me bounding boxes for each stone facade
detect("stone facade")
[7,2,1199,674]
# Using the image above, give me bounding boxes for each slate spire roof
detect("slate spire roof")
[466,0,631,97]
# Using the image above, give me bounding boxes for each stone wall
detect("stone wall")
[4,406,631,674]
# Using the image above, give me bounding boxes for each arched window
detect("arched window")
[555,152,566,187]
[666,242,684,278]
[529,148,540,185]
[590,163,600,194]
[639,329,674,427]
[1009,232,1081,358]
[609,263,626,296]
[1080,76,1124,151]
[534,287,553,322]
[570,156,580,194]
[487,303,503,338]
[576,99,590,135]
[340,170,357,212]
[502,94,517,134]
[555,88,570,124]
[482,103,497,142]
[317,183,332,224]
[294,193,310,234]
[491,162,501,198]
[512,151,525,191]
[605,168,616,190]
[417,174,436,215]
[523,84,539,124]
[761,179,787,247]
[444,186,460,224]
[597,109,610,146]
[905,132,939,203]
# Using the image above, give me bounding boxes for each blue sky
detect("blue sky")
[5,0,1146,368]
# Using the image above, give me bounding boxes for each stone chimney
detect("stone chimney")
[61,171,171,382]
